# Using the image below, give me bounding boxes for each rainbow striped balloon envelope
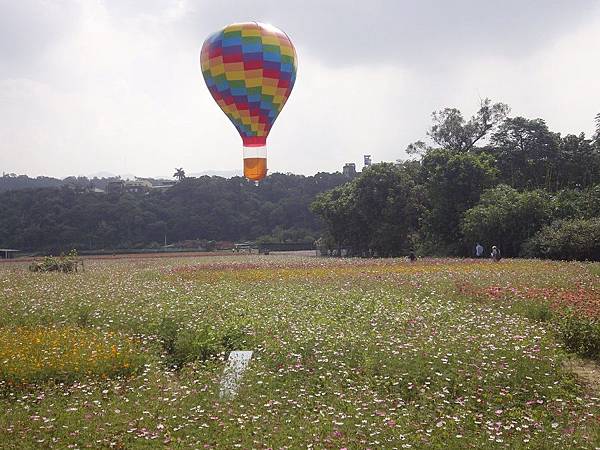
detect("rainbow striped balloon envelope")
[200,22,297,182]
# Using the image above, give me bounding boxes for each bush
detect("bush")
[29,249,82,273]
[157,319,246,369]
[522,218,600,261]
[556,313,600,359]
[461,185,551,257]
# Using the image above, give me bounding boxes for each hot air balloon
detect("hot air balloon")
[200,22,297,182]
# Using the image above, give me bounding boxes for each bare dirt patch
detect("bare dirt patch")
[565,357,600,395]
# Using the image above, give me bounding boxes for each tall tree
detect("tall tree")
[420,149,498,254]
[173,168,186,181]
[557,133,600,189]
[490,117,560,190]
[427,99,510,153]
[312,163,418,256]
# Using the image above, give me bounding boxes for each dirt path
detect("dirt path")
[565,357,600,396]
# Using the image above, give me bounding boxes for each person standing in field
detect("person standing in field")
[491,245,501,261]
[475,243,484,258]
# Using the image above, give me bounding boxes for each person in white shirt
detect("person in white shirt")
[491,245,501,261]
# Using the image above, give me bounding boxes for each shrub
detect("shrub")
[556,313,600,359]
[461,185,551,257]
[29,249,82,273]
[522,218,600,261]
[157,319,246,369]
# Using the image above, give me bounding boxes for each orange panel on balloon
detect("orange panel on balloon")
[244,158,268,181]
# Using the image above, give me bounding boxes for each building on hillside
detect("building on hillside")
[342,155,374,178]
[105,179,153,194]
[124,179,153,194]
[342,163,357,178]
[106,180,125,194]
[0,249,19,259]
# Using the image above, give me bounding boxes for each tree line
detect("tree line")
[312,100,600,260]
[2,100,599,260]
[0,172,346,253]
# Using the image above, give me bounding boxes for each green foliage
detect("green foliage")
[551,185,600,220]
[157,319,246,369]
[0,173,347,252]
[461,185,552,256]
[522,218,600,261]
[513,300,554,323]
[2,102,600,261]
[2,257,599,447]
[557,312,600,359]
[173,168,186,181]
[312,163,418,256]
[420,149,498,254]
[490,117,561,190]
[427,98,510,152]
[488,118,600,191]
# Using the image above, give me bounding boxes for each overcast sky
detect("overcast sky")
[1,0,599,179]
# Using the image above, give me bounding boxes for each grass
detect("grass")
[0,256,598,448]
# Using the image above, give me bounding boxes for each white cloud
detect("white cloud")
[0,0,599,178]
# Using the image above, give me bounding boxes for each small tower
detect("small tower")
[363,155,372,167]
[342,163,357,178]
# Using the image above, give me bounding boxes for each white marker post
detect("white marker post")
[219,351,253,400]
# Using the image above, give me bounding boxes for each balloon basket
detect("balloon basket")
[243,145,267,182]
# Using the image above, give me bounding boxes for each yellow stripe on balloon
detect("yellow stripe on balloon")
[280,46,294,57]
[262,85,277,96]
[226,70,245,81]
[261,36,280,46]
[225,23,245,32]
[246,77,263,88]
[242,28,261,37]
[210,64,225,76]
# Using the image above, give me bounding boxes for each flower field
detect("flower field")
[0,256,599,448]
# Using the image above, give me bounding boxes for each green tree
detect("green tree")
[311,182,361,255]
[427,99,510,153]
[420,149,498,254]
[173,168,186,181]
[490,117,560,190]
[312,163,418,256]
[461,185,552,257]
[557,133,600,188]
[523,218,600,261]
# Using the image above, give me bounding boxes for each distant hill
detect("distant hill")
[0,172,348,253]
[0,170,244,192]
[0,174,64,191]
